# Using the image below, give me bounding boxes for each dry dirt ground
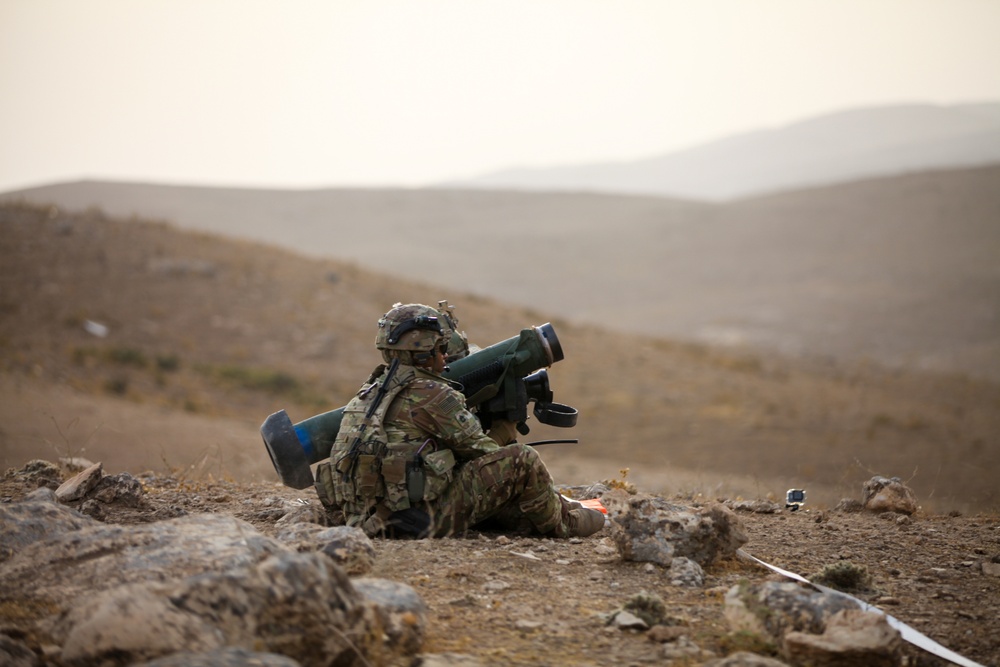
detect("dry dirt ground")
[1,466,998,666]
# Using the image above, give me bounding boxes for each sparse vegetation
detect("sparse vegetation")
[622,590,668,626]
[810,561,873,593]
[155,353,181,372]
[194,362,329,409]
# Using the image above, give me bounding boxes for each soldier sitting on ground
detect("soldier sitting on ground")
[314,302,606,539]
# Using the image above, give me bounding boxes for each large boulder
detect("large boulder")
[1,511,287,602]
[723,581,901,665]
[724,581,861,640]
[783,609,902,667]
[0,487,426,666]
[50,551,379,667]
[0,487,98,562]
[608,492,748,568]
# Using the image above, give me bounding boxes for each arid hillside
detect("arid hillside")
[1,201,998,514]
[6,165,999,384]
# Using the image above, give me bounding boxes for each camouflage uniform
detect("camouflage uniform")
[316,362,575,538]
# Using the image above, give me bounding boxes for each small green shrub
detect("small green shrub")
[107,346,147,367]
[156,354,181,372]
[212,365,300,394]
[811,561,872,592]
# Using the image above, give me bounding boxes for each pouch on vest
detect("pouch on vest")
[314,460,338,509]
[357,454,383,498]
[421,448,456,502]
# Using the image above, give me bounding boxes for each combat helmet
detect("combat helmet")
[376,303,451,365]
[436,300,471,363]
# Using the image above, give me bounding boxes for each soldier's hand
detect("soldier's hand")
[487,419,519,446]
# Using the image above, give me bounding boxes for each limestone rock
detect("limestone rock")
[724,581,860,641]
[612,610,649,630]
[0,489,98,561]
[5,459,63,489]
[54,461,103,502]
[89,470,144,506]
[0,508,287,603]
[861,476,918,515]
[273,523,375,575]
[353,577,428,654]
[669,556,705,587]
[783,609,902,667]
[610,494,748,567]
[52,551,396,667]
[56,583,223,664]
[318,526,376,575]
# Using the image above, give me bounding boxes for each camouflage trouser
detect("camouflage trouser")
[423,443,572,537]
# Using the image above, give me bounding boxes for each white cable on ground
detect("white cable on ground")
[736,549,985,667]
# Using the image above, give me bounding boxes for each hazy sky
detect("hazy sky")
[2,0,999,193]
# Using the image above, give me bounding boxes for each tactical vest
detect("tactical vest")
[315,365,457,527]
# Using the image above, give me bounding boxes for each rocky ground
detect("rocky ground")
[2,462,998,666]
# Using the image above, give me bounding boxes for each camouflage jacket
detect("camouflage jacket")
[317,363,500,524]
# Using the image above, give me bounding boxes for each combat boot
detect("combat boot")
[566,506,606,537]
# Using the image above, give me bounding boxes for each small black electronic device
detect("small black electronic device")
[785,488,806,511]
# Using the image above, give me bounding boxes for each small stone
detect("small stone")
[647,625,687,643]
[613,610,649,630]
[55,462,103,502]
[317,526,375,575]
[669,557,705,587]
[483,580,510,592]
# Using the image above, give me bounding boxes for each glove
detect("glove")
[487,419,520,446]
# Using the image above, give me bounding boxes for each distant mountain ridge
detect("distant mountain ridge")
[450,102,1000,201]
